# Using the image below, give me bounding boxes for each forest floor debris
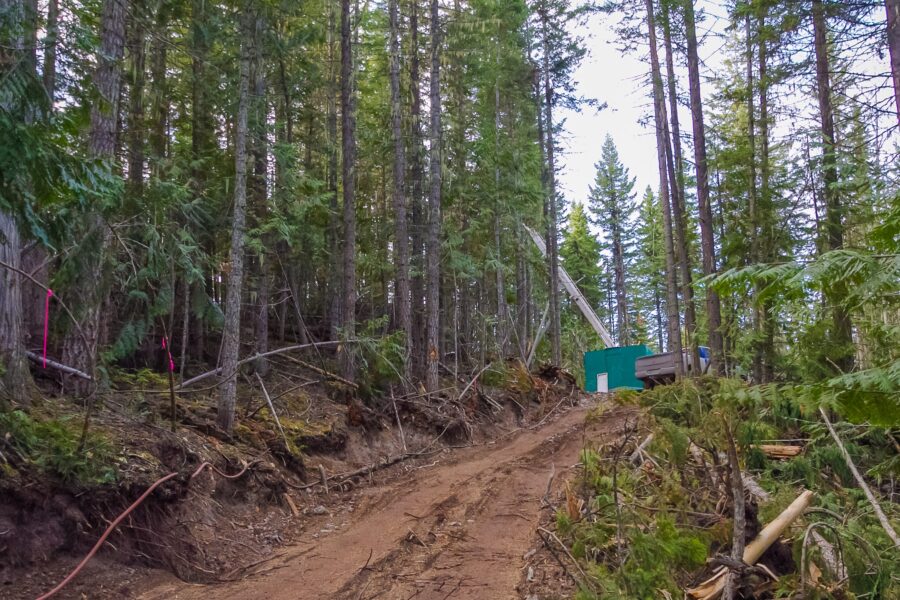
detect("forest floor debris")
[1,358,582,599]
[517,378,900,599]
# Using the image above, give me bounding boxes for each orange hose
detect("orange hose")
[36,461,252,600]
[190,461,251,481]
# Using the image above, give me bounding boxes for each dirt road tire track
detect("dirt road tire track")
[140,402,635,600]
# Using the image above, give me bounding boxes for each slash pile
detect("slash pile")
[550,377,899,599]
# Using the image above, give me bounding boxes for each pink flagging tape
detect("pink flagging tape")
[162,336,175,372]
[43,289,53,368]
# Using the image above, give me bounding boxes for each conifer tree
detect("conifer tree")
[643,0,683,371]
[634,187,667,351]
[587,135,636,345]
[218,4,253,433]
[425,0,443,391]
[0,0,33,403]
[59,0,128,395]
[340,0,358,381]
[560,203,604,311]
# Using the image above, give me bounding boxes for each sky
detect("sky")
[557,14,659,205]
[555,2,732,209]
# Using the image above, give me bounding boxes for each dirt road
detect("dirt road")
[140,402,632,600]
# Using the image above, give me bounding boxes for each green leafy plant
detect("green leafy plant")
[0,410,118,485]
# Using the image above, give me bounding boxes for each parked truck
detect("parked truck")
[634,346,710,388]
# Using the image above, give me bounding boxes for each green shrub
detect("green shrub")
[0,410,118,485]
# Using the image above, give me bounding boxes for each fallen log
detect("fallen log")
[176,340,348,390]
[753,444,802,459]
[24,351,92,380]
[277,353,358,389]
[255,372,288,448]
[819,407,900,549]
[687,489,815,600]
[803,526,846,585]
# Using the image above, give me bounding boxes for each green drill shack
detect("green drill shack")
[584,345,652,393]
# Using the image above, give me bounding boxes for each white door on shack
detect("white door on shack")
[596,373,609,393]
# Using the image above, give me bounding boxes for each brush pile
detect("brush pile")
[548,377,899,599]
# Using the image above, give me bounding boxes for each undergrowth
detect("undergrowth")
[557,378,899,599]
[0,410,119,485]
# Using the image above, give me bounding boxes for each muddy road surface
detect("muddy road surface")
[140,402,634,600]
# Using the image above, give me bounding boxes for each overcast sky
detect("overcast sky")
[556,3,898,217]
[556,2,731,209]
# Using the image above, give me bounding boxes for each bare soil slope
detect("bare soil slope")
[139,403,635,600]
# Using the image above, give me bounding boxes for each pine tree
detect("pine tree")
[389,0,411,381]
[60,0,127,395]
[560,203,604,311]
[643,0,683,371]
[634,187,667,351]
[682,0,724,373]
[588,135,637,345]
[340,0,358,381]
[0,0,34,403]
[425,0,443,391]
[218,4,253,433]
[812,0,853,373]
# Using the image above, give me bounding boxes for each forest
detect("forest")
[0,0,899,595]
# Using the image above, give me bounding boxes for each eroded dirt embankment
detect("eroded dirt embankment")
[5,363,593,599]
[137,403,636,600]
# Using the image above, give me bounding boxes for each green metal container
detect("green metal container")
[584,345,652,392]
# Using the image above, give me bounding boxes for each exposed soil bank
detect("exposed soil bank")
[3,363,587,599]
[138,402,635,600]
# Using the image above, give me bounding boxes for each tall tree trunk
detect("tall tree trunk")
[326,0,341,340]
[887,0,900,126]
[516,231,528,359]
[0,212,29,405]
[0,0,34,404]
[533,64,549,359]
[340,0,357,381]
[275,52,304,346]
[745,15,765,383]
[539,3,561,367]
[758,12,775,383]
[190,0,212,361]
[459,270,471,369]
[662,4,698,368]
[611,213,629,345]
[42,0,59,103]
[88,0,127,158]
[424,0,442,391]
[644,0,683,373]
[812,0,853,372]
[389,0,411,381]
[148,5,167,176]
[218,7,252,433]
[682,0,723,373]
[126,5,145,198]
[654,284,664,351]
[251,12,269,376]
[494,65,508,356]
[60,0,127,394]
[409,0,426,380]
